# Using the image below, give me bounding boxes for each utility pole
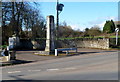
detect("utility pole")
[56,0,59,41]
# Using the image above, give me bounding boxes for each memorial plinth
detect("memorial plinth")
[38,15,55,55]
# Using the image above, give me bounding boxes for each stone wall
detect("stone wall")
[0,56,10,62]
[0,51,10,62]
[17,38,118,50]
[76,39,109,49]
[58,38,110,49]
[16,39,46,50]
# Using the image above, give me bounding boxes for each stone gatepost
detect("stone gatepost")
[45,15,55,52]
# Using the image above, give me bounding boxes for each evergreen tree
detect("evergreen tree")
[111,20,115,32]
[103,20,115,33]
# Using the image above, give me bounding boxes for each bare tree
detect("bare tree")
[2,2,45,45]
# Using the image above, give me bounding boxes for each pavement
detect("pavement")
[1,48,119,80]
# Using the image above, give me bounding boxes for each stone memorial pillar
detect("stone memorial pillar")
[45,15,55,52]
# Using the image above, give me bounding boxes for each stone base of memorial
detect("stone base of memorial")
[36,51,54,55]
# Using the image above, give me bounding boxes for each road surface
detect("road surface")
[1,49,119,80]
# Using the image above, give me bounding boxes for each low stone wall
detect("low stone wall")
[17,39,45,50]
[58,39,76,48]
[17,38,116,50]
[0,50,16,62]
[0,51,10,62]
[0,56,10,62]
[76,39,109,49]
[58,38,110,49]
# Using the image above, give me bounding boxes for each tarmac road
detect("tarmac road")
[1,48,119,80]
